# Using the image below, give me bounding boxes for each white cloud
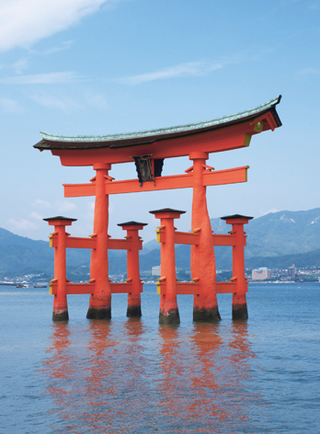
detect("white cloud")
[44,40,74,55]
[117,61,223,85]
[7,218,38,231]
[297,68,319,75]
[30,212,43,221]
[27,89,106,111]
[87,201,95,211]
[1,71,80,85]
[56,201,77,212]
[12,58,29,74]
[0,0,113,52]
[84,201,95,222]
[85,91,108,109]
[0,98,23,113]
[33,199,51,209]
[29,91,83,111]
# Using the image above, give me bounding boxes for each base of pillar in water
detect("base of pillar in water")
[86,307,111,320]
[232,304,248,320]
[193,307,221,322]
[127,305,142,317]
[52,310,69,321]
[159,309,180,325]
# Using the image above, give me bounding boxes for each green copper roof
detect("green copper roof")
[35,96,281,150]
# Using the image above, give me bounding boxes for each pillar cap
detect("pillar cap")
[43,216,77,226]
[149,208,186,215]
[221,214,253,224]
[149,208,186,220]
[117,221,148,227]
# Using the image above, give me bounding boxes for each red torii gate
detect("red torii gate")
[34,96,282,322]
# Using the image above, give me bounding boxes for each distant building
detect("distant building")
[288,264,295,279]
[152,265,161,276]
[252,267,271,281]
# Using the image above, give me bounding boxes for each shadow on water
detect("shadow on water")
[41,319,265,433]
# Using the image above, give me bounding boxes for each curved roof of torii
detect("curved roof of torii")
[34,96,282,151]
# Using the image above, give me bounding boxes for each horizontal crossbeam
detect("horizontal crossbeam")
[63,166,249,198]
[156,231,243,247]
[157,230,200,245]
[212,234,236,246]
[49,235,142,250]
[156,280,243,295]
[49,281,143,295]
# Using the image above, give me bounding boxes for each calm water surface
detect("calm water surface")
[0,283,319,433]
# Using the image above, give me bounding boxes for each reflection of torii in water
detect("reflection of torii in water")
[35,96,282,323]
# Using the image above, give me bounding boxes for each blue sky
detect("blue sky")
[0,0,319,242]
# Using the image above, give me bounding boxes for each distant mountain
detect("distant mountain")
[142,239,160,253]
[211,208,320,259]
[141,208,320,270]
[1,208,320,279]
[0,227,118,280]
[0,228,53,276]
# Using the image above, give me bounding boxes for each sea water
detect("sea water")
[0,283,319,433]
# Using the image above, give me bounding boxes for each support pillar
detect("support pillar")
[44,216,77,321]
[150,208,184,325]
[221,214,253,320]
[189,152,221,322]
[87,163,112,320]
[118,221,147,317]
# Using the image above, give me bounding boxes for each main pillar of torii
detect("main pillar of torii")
[34,96,282,321]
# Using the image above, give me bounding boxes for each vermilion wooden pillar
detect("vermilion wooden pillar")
[87,163,112,320]
[44,216,77,321]
[221,214,253,320]
[150,208,184,325]
[189,152,221,322]
[118,221,147,317]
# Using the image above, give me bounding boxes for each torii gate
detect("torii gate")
[34,96,282,323]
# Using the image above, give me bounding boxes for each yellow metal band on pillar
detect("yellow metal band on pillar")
[48,234,53,248]
[243,133,251,147]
